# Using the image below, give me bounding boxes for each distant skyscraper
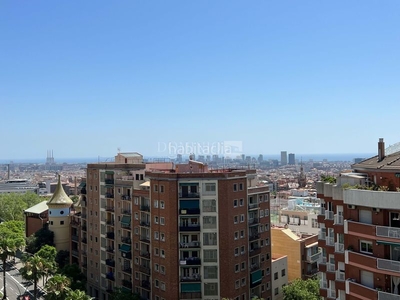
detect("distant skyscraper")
[288,153,295,165]
[354,157,365,164]
[281,151,288,166]
[258,154,264,163]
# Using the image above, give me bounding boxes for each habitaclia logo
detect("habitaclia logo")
[157,141,243,157]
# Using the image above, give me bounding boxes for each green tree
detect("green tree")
[26,234,38,254]
[20,254,53,300]
[65,289,93,300]
[44,274,71,300]
[59,264,86,291]
[283,278,321,300]
[110,288,140,300]
[55,250,70,269]
[0,192,43,221]
[37,245,58,285]
[0,222,26,300]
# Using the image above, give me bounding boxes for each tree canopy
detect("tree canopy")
[59,263,87,291]
[26,227,55,254]
[0,192,44,221]
[283,278,321,300]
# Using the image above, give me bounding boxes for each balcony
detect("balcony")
[139,265,151,275]
[179,208,200,215]
[140,251,150,259]
[319,232,326,240]
[121,236,131,244]
[105,179,114,185]
[122,279,132,290]
[82,225,87,231]
[140,205,150,212]
[81,188,87,195]
[250,263,260,272]
[106,232,115,239]
[121,209,131,215]
[319,207,326,215]
[140,221,151,228]
[71,235,79,242]
[377,258,400,273]
[141,280,151,290]
[320,280,327,289]
[377,226,400,240]
[106,273,115,281]
[248,203,258,210]
[327,289,336,299]
[180,274,201,282]
[325,210,334,220]
[106,220,115,226]
[71,250,79,257]
[249,233,260,241]
[179,224,201,232]
[180,241,201,248]
[140,235,150,243]
[106,259,115,267]
[122,267,132,274]
[326,263,335,273]
[249,246,261,256]
[378,291,400,300]
[121,195,132,200]
[319,256,327,265]
[179,292,202,299]
[346,280,377,300]
[335,270,345,281]
[82,238,87,244]
[180,257,201,266]
[335,242,344,253]
[106,247,115,253]
[248,218,259,225]
[179,192,200,198]
[105,193,114,199]
[307,251,321,263]
[305,268,318,277]
[326,236,334,246]
[334,214,344,225]
[105,206,114,212]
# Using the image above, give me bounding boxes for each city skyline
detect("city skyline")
[1,1,399,159]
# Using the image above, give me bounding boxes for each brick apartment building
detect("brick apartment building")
[71,153,272,300]
[318,138,400,300]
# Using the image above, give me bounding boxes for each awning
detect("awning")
[78,182,86,188]
[251,270,262,284]
[306,242,318,248]
[119,244,131,253]
[377,240,400,247]
[140,181,150,187]
[181,283,201,292]
[121,215,131,226]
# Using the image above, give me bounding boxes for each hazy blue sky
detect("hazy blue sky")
[1,1,399,160]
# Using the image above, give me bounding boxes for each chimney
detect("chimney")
[378,138,385,161]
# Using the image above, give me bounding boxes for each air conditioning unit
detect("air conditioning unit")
[348,205,356,209]
[373,208,380,212]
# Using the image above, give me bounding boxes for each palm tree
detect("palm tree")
[65,289,93,300]
[20,254,47,300]
[44,274,71,300]
[0,225,25,300]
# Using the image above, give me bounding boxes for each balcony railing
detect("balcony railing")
[106,220,115,226]
[180,257,201,265]
[121,209,131,215]
[179,192,200,198]
[248,203,258,209]
[179,292,202,299]
[71,235,79,242]
[82,238,87,243]
[180,274,201,282]
[378,291,400,300]
[334,214,344,225]
[327,289,336,299]
[179,224,201,232]
[179,241,201,248]
[121,195,131,200]
[106,206,114,212]
[335,242,344,253]
[122,267,132,274]
[106,259,115,267]
[106,273,115,281]
[250,263,260,271]
[248,218,259,225]
[249,246,261,256]
[335,270,345,281]
[377,258,400,273]
[105,179,114,185]
[325,210,334,220]
[326,263,335,272]
[139,265,151,275]
[326,236,334,246]
[249,233,260,241]
[121,236,131,244]
[140,251,150,259]
[376,226,400,239]
[105,193,114,199]
[319,207,326,215]
[106,232,115,239]
[320,280,327,289]
[307,251,321,263]
[71,250,79,257]
[140,205,150,212]
[140,221,151,228]
[179,208,200,215]
[318,232,326,240]
[122,279,132,289]
[140,235,150,243]
[141,280,151,290]
[106,247,115,253]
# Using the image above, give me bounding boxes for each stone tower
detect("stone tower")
[47,175,73,251]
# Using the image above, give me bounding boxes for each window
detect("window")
[265,209,269,216]
[135,272,139,280]
[160,282,166,291]
[265,224,270,231]
[240,230,245,238]
[274,288,279,296]
[239,183,243,191]
[160,201,165,209]
[203,249,218,262]
[203,199,216,212]
[234,216,238,224]
[241,246,245,254]
[154,185,158,192]
[234,231,239,240]
[274,272,278,280]
[261,284,265,292]
[234,199,238,207]
[235,280,240,289]
[259,195,263,203]
[266,282,270,290]
[204,183,216,194]
[281,269,286,277]
[261,255,265,262]
[134,227,139,235]
[260,210,264,218]
[360,240,373,254]
[240,214,245,223]
[161,233,165,241]
[241,277,246,286]
[241,261,246,270]
[160,185,164,193]
[233,184,238,191]
[134,197,139,205]
[204,266,218,279]
[259,225,264,233]
[155,279,159,287]
[160,265,165,274]
[235,248,239,256]
[60,221,64,225]
[154,231,159,240]
[154,200,159,208]
[203,233,217,245]
[266,238,269,245]
[239,198,244,206]
[160,217,165,225]
[154,248,159,256]
[265,194,269,202]
[266,252,270,260]
[154,216,159,224]
[134,213,138,220]
[155,264,159,272]
[161,249,165,258]
[203,216,217,229]
[235,264,239,272]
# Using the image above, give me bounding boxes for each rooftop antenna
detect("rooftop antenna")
[118,147,121,153]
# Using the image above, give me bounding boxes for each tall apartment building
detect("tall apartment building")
[318,138,400,300]
[288,154,295,165]
[280,152,287,166]
[71,153,272,300]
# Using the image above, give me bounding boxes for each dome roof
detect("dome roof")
[47,175,73,206]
